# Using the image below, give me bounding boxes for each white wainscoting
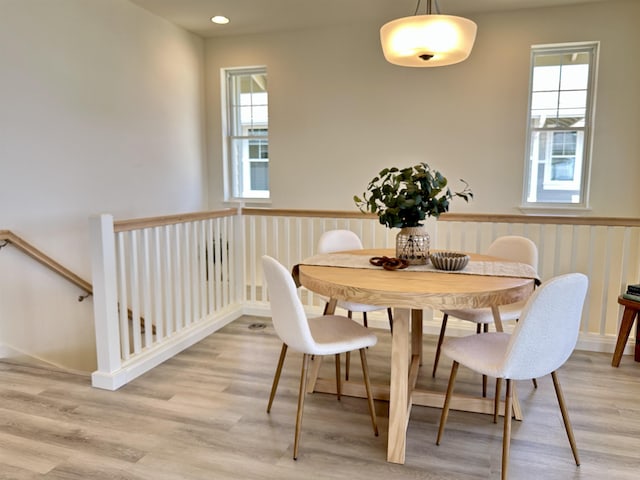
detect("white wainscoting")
[241,210,640,355]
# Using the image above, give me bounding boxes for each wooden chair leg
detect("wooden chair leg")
[345,312,353,380]
[552,371,580,466]
[359,348,379,436]
[387,307,393,334]
[293,353,311,460]
[345,351,350,381]
[502,379,513,480]
[478,324,488,397]
[362,312,368,328]
[436,361,459,445]
[267,343,288,413]
[335,353,341,401]
[494,377,502,424]
[432,313,449,377]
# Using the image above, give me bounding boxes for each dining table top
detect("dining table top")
[297,248,536,311]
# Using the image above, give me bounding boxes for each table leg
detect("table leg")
[388,307,410,464]
[612,307,638,367]
[325,298,337,315]
[491,305,505,333]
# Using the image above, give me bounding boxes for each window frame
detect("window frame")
[521,42,599,211]
[221,66,269,202]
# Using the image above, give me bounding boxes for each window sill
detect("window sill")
[224,198,272,208]
[518,205,592,216]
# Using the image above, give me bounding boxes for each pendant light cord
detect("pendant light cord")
[413,0,441,16]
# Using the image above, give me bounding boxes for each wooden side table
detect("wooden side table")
[611,295,640,367]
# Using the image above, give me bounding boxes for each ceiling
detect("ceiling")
[129,0,612,38]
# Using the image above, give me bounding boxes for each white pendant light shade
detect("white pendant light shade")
[380,14,477,67]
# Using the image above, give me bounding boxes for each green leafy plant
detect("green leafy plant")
[354,162,473,228]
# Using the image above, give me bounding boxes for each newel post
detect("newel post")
[89,214,122,390]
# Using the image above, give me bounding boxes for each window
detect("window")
[223,67,269,200]
[522,43,598,209]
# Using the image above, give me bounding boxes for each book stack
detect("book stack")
[623,284,640,303]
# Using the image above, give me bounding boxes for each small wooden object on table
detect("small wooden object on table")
[611,295,640,367]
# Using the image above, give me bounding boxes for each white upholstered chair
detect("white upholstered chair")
[432,235,539,388]
[262,255,378,460]
[317,229,393,331]
[436,273,588,480]
[317,229,394,380]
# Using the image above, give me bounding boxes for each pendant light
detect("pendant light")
[380,0,477,67]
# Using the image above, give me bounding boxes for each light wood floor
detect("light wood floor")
[2,315,639,479]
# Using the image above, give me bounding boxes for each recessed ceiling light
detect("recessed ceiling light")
[211,15,230,25]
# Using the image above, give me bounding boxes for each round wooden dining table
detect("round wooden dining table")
[297,249,536,464]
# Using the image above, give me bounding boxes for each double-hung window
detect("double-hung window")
[223,67,269,200]
[522,42,598,209]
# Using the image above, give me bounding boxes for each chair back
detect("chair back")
[317,229,364,254]
[262,255,317,353]
[502,273,588,380]
[486,235,538,270]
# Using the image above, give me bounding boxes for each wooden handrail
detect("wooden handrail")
[439,213,640,227]
[241,207,377,220]
[114,208,238,232]
[0,229,92,296]
[0,229,155,333]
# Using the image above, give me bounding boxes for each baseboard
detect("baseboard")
[91,305,243,390]
[0,343,91,377]
[243,303,633,356]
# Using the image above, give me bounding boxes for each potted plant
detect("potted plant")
[354,162,472,264]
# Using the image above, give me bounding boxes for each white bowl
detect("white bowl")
[429,251,470,271]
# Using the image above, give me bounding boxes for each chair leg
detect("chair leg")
[432,314,449,377]
[494,377,502,424]
[436,361,459,445]
[335,353,341,401]
[387,307,393,334]
[502,379,513,480]
[267,343,288,413]
[551,371,580,466]
[478,324,488,397]
[359,348,379,436]
[345,351,350,381]
[293,353,311,460]
[345,312,353,380]
[362,312,368,328]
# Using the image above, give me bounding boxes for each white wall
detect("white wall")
[205,0,640,217]
[0,0,206,371]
